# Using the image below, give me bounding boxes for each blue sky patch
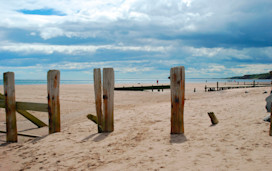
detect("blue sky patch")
[18,8,65,16]
[0,1,271,80]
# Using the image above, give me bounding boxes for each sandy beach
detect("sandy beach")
[0,83,271,171]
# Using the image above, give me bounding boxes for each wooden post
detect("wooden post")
[103,68,114,132]
[270,103,272,136]
[3,72,17,142]
[94,68,103,133]
[216,82,219,91]
[208,112,219,125]
[47,70,60,134]
[205,85,207,92]
[170,66,185,134]
[253,80,255,87]
[269,71,272,136]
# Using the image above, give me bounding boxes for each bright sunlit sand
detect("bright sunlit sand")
[0,83,271,170]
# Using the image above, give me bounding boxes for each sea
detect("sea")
[0,78,270,85]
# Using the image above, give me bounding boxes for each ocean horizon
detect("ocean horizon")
[0,78,270,85]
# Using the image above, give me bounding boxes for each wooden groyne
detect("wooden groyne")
[205,81,271,92]
[114,85,170,91]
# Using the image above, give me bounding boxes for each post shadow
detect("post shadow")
[170,134,187,144]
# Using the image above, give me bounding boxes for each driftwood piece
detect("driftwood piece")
[208,112,219,125]
[86,114,103,133]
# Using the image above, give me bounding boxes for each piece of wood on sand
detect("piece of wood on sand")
[47,70,60,134]
[4,72,18,142]
[208,112,219,125]
[94,68,103,132]
[170,66,185,134]
[103,68,114,132]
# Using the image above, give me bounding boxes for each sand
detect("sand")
[0,83,271,171]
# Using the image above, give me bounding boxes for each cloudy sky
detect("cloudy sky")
[0,0,271,80]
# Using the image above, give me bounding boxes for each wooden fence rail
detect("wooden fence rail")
[0,70,60,143]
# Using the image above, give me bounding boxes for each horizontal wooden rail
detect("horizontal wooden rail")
[0,100,48,112]
[0,130,39,138]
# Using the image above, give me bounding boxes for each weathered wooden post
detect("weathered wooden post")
[170,66,185,134]
[216,82,219,91]
[205,85,207,92]
[94,68,103,133]
[103,68,114,132]
[3,72,17,142]
[270,101,272,136]
[47,70,60,134]
[269,71,272,136]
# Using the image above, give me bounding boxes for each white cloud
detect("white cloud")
[229,64,272,75]
[0,43,169,54]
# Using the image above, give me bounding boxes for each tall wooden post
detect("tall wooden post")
[216,82,219,91]
[170,66,185,134]
[47,70,60,134]
[3,72,17,142]
[94,68,103,132]
[103,68,114,132]
[269,71,272,136]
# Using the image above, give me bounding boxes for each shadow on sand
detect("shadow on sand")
[170,134,187,144]
[81,133,111,142]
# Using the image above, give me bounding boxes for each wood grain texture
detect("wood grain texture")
[4,72,17,142]
[16,101,48,112]
[170,66,185,134]
[103,68,114,132]
[94,68,103,132]
[47,70,60,134]
[269,71,272,136]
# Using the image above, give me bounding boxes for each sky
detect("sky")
[0,0,271,80]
